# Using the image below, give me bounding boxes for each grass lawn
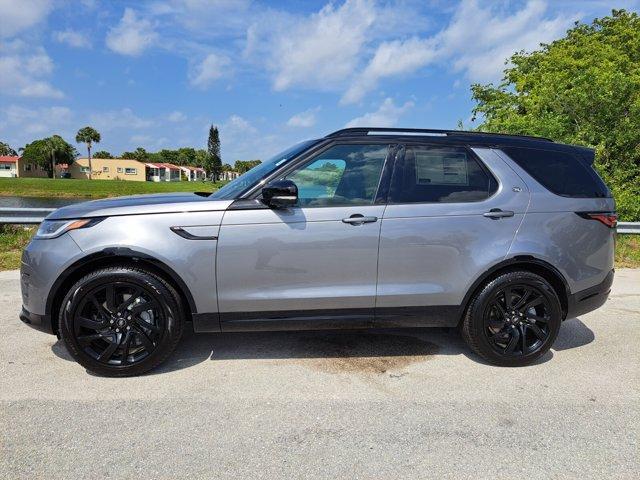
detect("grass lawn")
[0,177,223,199]
[2,224,639,271]
[0,226,35,271]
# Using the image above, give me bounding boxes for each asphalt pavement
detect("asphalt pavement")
[1,269,638,479]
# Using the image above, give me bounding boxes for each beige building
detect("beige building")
[70,158,147,182]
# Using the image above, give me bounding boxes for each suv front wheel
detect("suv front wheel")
[461,271,562,367]
[59,266,184,377]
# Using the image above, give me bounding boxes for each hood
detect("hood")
[46,192,234,220]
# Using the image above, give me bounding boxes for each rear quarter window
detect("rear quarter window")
[501,147,610,198]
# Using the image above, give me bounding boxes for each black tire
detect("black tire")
[461,270,562,367]
[59,266,184,377]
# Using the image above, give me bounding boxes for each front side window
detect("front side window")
[125,168,137,175]
[284,144,388,207]
[80,166,90,173]
[210,140,319,200]
[390,146,496,203]
[102,166,110,172]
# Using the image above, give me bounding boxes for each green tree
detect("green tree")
[21,135,76,178]
[0,141,17,156]
[93,150,113,159]
[234,160,261,174]
[121,147,149,161]
[207,125,222,179]
[194,149,209,168]
[75,126,101,180]
[470,9,640,220]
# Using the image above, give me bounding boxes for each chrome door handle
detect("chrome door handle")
[483,209,515,219]
[342,215,378,225]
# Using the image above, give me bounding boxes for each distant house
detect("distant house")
[179,165,206,181]
[0,156,18,177]
[144,162,182,182]
[70,157,147,182]
[219,170,240,181]
[0,156,49,178]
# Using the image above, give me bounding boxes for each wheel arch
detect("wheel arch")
[458,256,570,326]
[46,247,197,334]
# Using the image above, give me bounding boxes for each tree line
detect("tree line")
[0,125,260,180]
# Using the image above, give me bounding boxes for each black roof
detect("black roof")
[323,127,583,151]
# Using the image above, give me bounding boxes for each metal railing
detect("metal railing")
[1,207,640,233]
[0,207,56,225]
[618,222,640,234]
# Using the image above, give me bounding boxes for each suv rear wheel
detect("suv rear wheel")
[461,271,562,366]
[59,266,184,376]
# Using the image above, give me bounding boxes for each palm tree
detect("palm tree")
[75,126,101,179]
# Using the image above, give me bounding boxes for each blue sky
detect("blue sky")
[1,0,638,163]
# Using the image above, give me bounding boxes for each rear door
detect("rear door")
[375,144,530,327]
[216,142,393,331]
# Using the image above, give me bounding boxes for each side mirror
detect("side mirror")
[262,179,298,208]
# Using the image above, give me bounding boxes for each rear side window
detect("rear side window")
[389,146,497,203]
[501,147,610,198]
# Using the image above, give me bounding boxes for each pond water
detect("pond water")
[0,196,86,208]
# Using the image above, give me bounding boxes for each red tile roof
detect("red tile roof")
[0,156,20,164]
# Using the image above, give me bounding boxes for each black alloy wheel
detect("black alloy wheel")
[60,266,184,376]
[72,282,164,366]
[484,284,551,357]
[461,270,562,367]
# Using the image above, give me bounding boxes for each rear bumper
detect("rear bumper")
[565,269,614,319]
[19,307,55,335]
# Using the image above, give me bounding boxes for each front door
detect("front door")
[216,143,391,331]
[375,145,530,327]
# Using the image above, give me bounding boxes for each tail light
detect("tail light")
[576,212,618,228]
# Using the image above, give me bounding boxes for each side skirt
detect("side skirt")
[192,306,461,333]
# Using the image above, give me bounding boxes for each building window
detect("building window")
[0,164,12,170]
[24,164,32,172]
[125,168,137,175]
[80,166,90,173]
[102,166,110,173]
[117,167,123,173]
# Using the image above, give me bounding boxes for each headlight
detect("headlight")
[35,218,103,239]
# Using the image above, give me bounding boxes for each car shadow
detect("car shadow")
[50,318,595,374]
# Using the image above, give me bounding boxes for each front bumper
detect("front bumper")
[565,269,614,319]
[19,307,55,335]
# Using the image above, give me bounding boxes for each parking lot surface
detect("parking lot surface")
[1,269,638,479]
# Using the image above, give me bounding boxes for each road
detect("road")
[1,269,638,479]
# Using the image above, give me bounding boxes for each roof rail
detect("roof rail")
[325,127,554,142]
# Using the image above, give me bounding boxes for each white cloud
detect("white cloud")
[0,0,52,38]
[53,29,92,48]
[287,107,320,128]
[0,105,73,139]
[0,44,63,98]
[106,8,158,56]
[339,0,576,103]
[438,0,574,82]
[89,108,155,131]
[225,115,256,134]
[189,53,230,88]
[248,0,376,91]
[345,98,414,128]
[167,111,187,122]
[342,36,438,104]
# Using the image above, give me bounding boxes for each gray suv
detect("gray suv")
[20,128,616,376]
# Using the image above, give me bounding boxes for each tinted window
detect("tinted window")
[210,139,319,200]
[390,146,497,203]
[501,147,610,198]
[284,144,387,207]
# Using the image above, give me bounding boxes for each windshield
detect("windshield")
[210,139,320,200]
